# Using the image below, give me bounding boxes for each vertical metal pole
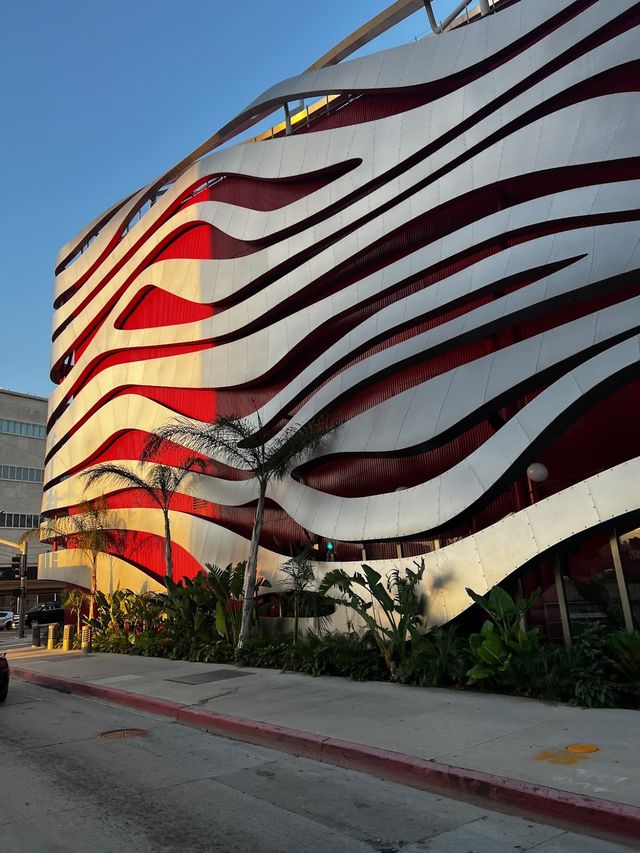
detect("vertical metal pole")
[283,102,292,136]
[609,529,634,632]
[516,578,527,632]
[554,554,572,648]
[18,542,27,639]
[479,0,491,15]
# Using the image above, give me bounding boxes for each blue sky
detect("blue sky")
[0,0,452,399]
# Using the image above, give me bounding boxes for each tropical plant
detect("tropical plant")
[161,574,219,655]
[82,457,205,583]
[146,413,328,648]
[567,622,618,708]
[320,561,427,679]
[62,587,87,637]
[205,561,271,647]
[234,630,387,681]
[607,630,640,685]
[279,548,332,643]
[465,585,540,685]
[40,501,124,620]
[397,627,470,688]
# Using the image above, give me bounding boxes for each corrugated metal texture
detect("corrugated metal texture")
[566,528,614,585]
[536,377,640,498]
[153,222,258,262]
[300,420,495,496]
[294,90,440,135]
[179,161,359,213]
[214,501,362,561]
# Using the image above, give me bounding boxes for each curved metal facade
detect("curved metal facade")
[43,0,640,625]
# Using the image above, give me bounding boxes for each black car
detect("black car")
[13,601,65,630]
[0,654,9,703]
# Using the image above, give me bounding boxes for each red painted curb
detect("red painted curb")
[12,667,182,720]
[12,665,640,840]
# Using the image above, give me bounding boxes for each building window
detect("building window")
[0,512,42,529]
[0,418,46,439]
[0,465,44,483]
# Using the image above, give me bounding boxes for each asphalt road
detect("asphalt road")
[0,680,634,853]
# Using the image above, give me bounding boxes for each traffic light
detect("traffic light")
[326,541,335,562]
[11,554,21,577]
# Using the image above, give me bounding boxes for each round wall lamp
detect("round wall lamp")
[526,462,549,483]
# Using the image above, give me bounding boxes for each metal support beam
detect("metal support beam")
[609,529,635,633]
[423,0,480,34]
[283,102,292,136]
[553,554,572,648]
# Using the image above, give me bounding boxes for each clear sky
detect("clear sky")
[0,0,452,399]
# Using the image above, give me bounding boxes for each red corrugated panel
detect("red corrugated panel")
[117,286,215,330]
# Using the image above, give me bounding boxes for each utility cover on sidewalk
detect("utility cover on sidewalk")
[167,669,252,685]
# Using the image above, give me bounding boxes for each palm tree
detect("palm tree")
[280,548,318,644]
[63,587,88,637]
[146,414,328,649]
[81,458,205,584]
[39,500,123,620]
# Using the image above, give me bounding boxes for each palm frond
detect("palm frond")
[146,416,256,471]
[82,463,163,508]
[266,417,329,481]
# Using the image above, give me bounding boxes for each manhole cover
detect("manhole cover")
[100,728,148,740]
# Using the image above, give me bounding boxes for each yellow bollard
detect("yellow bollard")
[47,623,59,650]
[62,624,74,652]
[81,625,92,653]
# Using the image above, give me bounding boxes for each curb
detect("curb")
[12,665,640,840]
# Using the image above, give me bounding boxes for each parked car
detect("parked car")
[0,654,9,702]
[0,611,13,630]
[12,601,64,630]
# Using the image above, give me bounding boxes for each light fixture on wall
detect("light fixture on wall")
[526,462,549,505]
[526,463,549,483]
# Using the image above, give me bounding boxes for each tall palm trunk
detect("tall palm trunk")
[163,509,173,583]
[237,480,267,650]
[89,556,97,621]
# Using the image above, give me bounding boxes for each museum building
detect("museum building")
[40,0,640,641]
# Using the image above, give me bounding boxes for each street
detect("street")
[0,679,634,853]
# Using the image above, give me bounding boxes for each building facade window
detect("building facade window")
[0,465,44,483]
[0,512,42,529]
[0,418,46,439]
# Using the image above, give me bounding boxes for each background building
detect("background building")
[0,389,59,613]
[41,0,640,641]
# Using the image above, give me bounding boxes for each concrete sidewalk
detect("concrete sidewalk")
[7,645,640,839]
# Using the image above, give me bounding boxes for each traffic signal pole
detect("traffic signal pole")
[0,536,28,638]
[19,542,27,638]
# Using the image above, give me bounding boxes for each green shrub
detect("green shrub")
[566,622,619,708]
[293,632,387,681]
[507,643,568,701]
[397,628,469,688]
[235,631,387,681]
[235,633,291,669]
[465,585,540,688]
